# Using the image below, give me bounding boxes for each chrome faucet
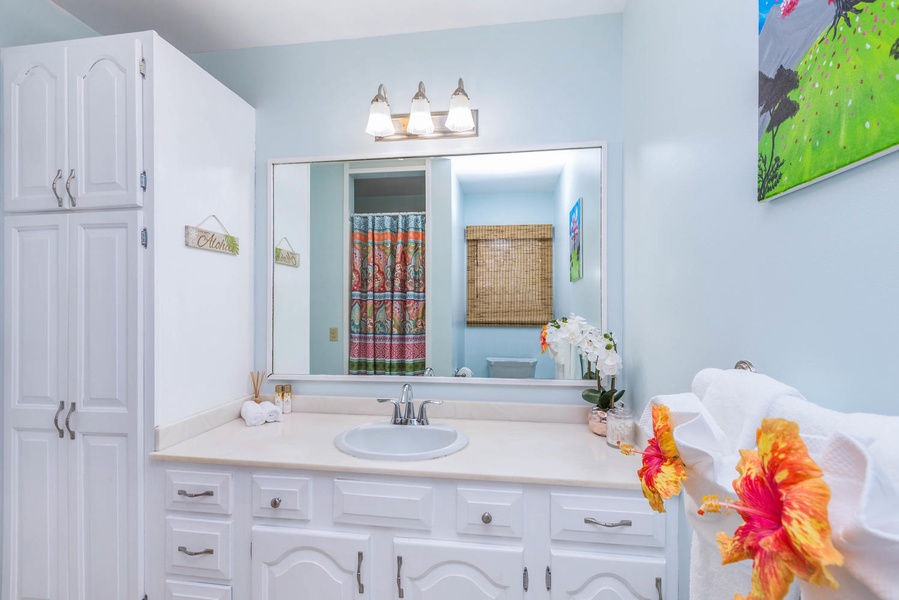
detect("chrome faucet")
[377,384,442,425]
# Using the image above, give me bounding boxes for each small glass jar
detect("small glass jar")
[605,406,634,448]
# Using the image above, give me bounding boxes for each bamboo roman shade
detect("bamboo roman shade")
[466,224,553,327]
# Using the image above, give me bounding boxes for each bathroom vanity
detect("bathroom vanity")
[146,406,679,600]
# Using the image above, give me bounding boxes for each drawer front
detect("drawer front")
[333,479,433,530]
[165,579,231,600]
[456,487,524,538]
[166,517,233,580]
[252,475,312,520]
[166,470,232,515]
[550,492,665,547]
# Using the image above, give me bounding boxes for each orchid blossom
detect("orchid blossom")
[698,418,843,600]
[619,404,686,513]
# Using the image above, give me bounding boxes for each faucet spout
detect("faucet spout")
[401,384,415,424]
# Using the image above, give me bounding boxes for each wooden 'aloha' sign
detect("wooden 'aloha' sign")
[185,215,239,255]
[274,237,299,267]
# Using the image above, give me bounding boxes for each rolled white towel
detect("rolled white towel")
[240,400,265,427]
[258,400,282,423]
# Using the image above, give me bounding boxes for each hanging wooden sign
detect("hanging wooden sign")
[185,215,239,256]
[274,237,299,268]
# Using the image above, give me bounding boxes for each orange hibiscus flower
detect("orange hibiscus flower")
[698,418,843,600]
[620,404,686,513]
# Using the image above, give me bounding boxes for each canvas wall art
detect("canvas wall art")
[569,198,583,282]
[758,0,899,201]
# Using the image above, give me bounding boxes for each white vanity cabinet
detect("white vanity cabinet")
[2,31,255,600]
[148,464,678,600]
[2,34,143,212]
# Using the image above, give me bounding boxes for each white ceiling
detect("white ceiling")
[50,0,626,54]
[450,150,572,195]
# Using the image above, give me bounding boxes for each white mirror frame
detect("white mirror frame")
[266,141,609,403]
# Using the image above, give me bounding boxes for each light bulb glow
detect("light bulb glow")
[445,93,474,132]
[406,81,434,135]
[365,99,395,137]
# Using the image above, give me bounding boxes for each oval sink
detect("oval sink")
[335,421,468,461]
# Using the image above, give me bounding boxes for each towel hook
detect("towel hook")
[734,360,756,372]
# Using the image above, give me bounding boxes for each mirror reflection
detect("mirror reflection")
[271,146,603,379]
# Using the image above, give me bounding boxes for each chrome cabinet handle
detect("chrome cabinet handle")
[523,567,529,591]
[51,169,63,207]
[53,401,65,438]
[481,512,492,524]
[656,577,663,600]
[356,551,364,594]
[64,402,76,440]
[177,545,213,557]
[584,517,632,528]
[65,169,76,207]
[396,555,404,598]
[546,566,552,591]
[270,497,281,508]
[177,489,214,498]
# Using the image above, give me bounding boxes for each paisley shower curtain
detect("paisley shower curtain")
[349,214,426,375]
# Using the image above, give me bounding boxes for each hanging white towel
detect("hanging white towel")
[240,400,265,427]
[258,400,282,423]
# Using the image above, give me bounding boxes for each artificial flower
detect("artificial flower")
[540,325,550,354]
[620,404,686,512]
[698,418,843,600]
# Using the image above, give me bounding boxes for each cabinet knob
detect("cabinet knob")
[481,512,493,524]
[270,497,282,508]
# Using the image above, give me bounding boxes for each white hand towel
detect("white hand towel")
[240,400,265,427]
[258,400,282,423]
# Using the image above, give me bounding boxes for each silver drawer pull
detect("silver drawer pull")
[356,551,364,594]
[177,545,214,557]
[481,512,492,524]
[270,497,281,508]
[584,517,632,528]
[51,169,63,207]
[53,401,65,438]
[178,489,214,498]
[64,402,76,440]
[397,555,404,599]
[656,576,663,600]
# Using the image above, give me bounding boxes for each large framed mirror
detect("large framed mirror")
[267,144,606,388]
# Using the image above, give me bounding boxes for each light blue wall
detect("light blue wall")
[461,190,557,379]
[192,15,624,401]
[622,0,899,418]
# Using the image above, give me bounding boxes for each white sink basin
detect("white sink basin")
[334,421,468,461]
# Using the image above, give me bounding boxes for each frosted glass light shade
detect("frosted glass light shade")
[365,99,395,137]
[445,92,474,132]
[406,81,434,135]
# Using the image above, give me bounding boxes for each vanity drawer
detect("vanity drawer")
[456,487,523,538]
[550,492,665,548]
[166,469,232,515]
[165,579,231,600]
[165,516,233,580]
[333,479,433,530]
[252,474,312,520]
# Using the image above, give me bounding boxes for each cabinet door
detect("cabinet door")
[394,538,524,600]
[252,525,370,600]
[67,37,143,209]
[65,210,142,600]
[551,550,665,600]
[2,46,67,212]
[3,215,70,600]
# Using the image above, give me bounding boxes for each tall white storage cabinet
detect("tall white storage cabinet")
[2,31,256,600]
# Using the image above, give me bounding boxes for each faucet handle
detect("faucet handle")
[417,400,443,425]
[377,398,403,425]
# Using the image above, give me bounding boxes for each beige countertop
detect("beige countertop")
[150,410,644,490]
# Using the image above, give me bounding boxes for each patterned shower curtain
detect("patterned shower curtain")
[349,214,426,375]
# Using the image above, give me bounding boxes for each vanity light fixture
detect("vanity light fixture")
[406,81,435,135]
[366,78,478,141]
[365,84,396,137]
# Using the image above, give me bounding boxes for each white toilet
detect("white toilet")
[486,357,538,379]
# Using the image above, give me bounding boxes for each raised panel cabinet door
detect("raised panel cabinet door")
[251,525,370,600]
[394,538,524,600]
[67,37,143,209]
[66,210,142,600]
[550,550,665,600]
[2,45,67,212]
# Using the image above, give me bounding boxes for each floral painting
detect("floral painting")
[758,0,899,201]
[569,198,582,281]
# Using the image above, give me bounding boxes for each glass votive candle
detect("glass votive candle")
[606,406,634,448]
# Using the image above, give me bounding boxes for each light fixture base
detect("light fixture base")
[374,110,478,142]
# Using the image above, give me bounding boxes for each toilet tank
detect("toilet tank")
[486,357,538,379]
